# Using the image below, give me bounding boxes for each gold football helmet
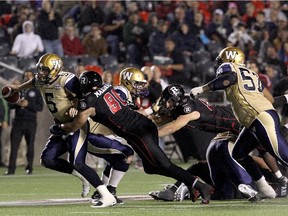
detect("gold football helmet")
[36,53,63,83]
[119,67,148,96]
[214,47,245,71]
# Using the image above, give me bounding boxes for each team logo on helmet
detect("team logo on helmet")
[121,71,133,80]
[225,51,237,60]
[80,76,88,85]
[51,59,62,70]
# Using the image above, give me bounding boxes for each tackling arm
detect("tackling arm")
[61,107,95,132]
[158,112,200,137]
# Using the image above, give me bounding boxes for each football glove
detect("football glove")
[49,124,66,136]
[190,86,204,98]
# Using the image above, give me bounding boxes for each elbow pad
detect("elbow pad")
[208,72,237,91]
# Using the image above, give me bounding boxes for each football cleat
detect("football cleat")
[249,184,276,202]
[107,185,124,204]
[90,195,116,208]
[149,185,177,201]
[175,183,189,201]
[238,184,258,198]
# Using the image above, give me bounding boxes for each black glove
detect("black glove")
[49,124,66,136]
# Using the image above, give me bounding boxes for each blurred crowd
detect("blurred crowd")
[0,0,286,89]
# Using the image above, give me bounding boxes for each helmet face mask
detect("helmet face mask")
[119,67,148,97]
[36,53,63,84]
[214,46,245,71]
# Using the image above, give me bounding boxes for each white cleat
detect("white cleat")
[90,195,116,208]
[249,184,276,202]
[175,183,189,201]
[238,184,258,198]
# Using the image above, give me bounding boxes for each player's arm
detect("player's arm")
[158,111,200,137]
[61,107,95,132]
[9,79,34,92]
[190,63,237,97]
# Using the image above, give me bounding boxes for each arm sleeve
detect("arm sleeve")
[207,72,237,91]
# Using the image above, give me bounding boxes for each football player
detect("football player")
[50,70,214,204]
[148,84,288,201]
[4,54,117,208]
[190,46,288,199]
[88,67,148,204]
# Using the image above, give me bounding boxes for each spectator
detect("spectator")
[10,20,44,58]
[242,2,257,29]
[123,13,149,66]
[250,11,270,51]
[82,23,108,59]
[190,12,206,38]
[61,24,84,56]
[8,4,31,43]
[223,2,241,32]
[0,96,9,167]
[155,1,176,20]
[53,0,80,22]
[171,22,201,58]
[151,65,169,90]
[148,19,169,56]
[263,64,278,91]
[77,0,105,35]
[146,12,159,34]
[103,2,127,59]
[157,38,186,85]
[227,22,255,53]
[5,71,43,175]
[168,6,192,34]
[263,1,287,23]
[140,66,162,107]
[206,9,227,45]
[36,0,64,57]
[102,70,114,85]
[265,46,287,78]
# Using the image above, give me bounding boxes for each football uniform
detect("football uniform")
[170,96,241,134]
[78,83,200,189]
[35,72,105,189]
[216,62,288,167]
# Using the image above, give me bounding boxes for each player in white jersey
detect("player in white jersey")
[190,47,288,200]
[4,53,116,208]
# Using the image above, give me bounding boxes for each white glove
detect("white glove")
[190,86,204,98]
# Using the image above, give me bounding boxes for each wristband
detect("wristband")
[144,107,153,116]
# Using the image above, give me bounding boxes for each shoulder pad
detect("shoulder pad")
[216,63,233,77]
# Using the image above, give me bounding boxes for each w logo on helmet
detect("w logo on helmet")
[122,72,133,80]
[225,51,237,59]
[51,59,62,69]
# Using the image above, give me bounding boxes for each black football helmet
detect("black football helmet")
[79,71,103,94]
[160,84,185,111]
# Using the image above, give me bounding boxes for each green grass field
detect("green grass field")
[1,163,288,216]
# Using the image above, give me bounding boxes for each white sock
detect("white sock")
[108,169,126,188]
[274,170,282,179]
[101,173,110,186]
[255,176,269,188]
[97,185,113,199]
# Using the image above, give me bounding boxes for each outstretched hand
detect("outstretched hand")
[190,86,204,98]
